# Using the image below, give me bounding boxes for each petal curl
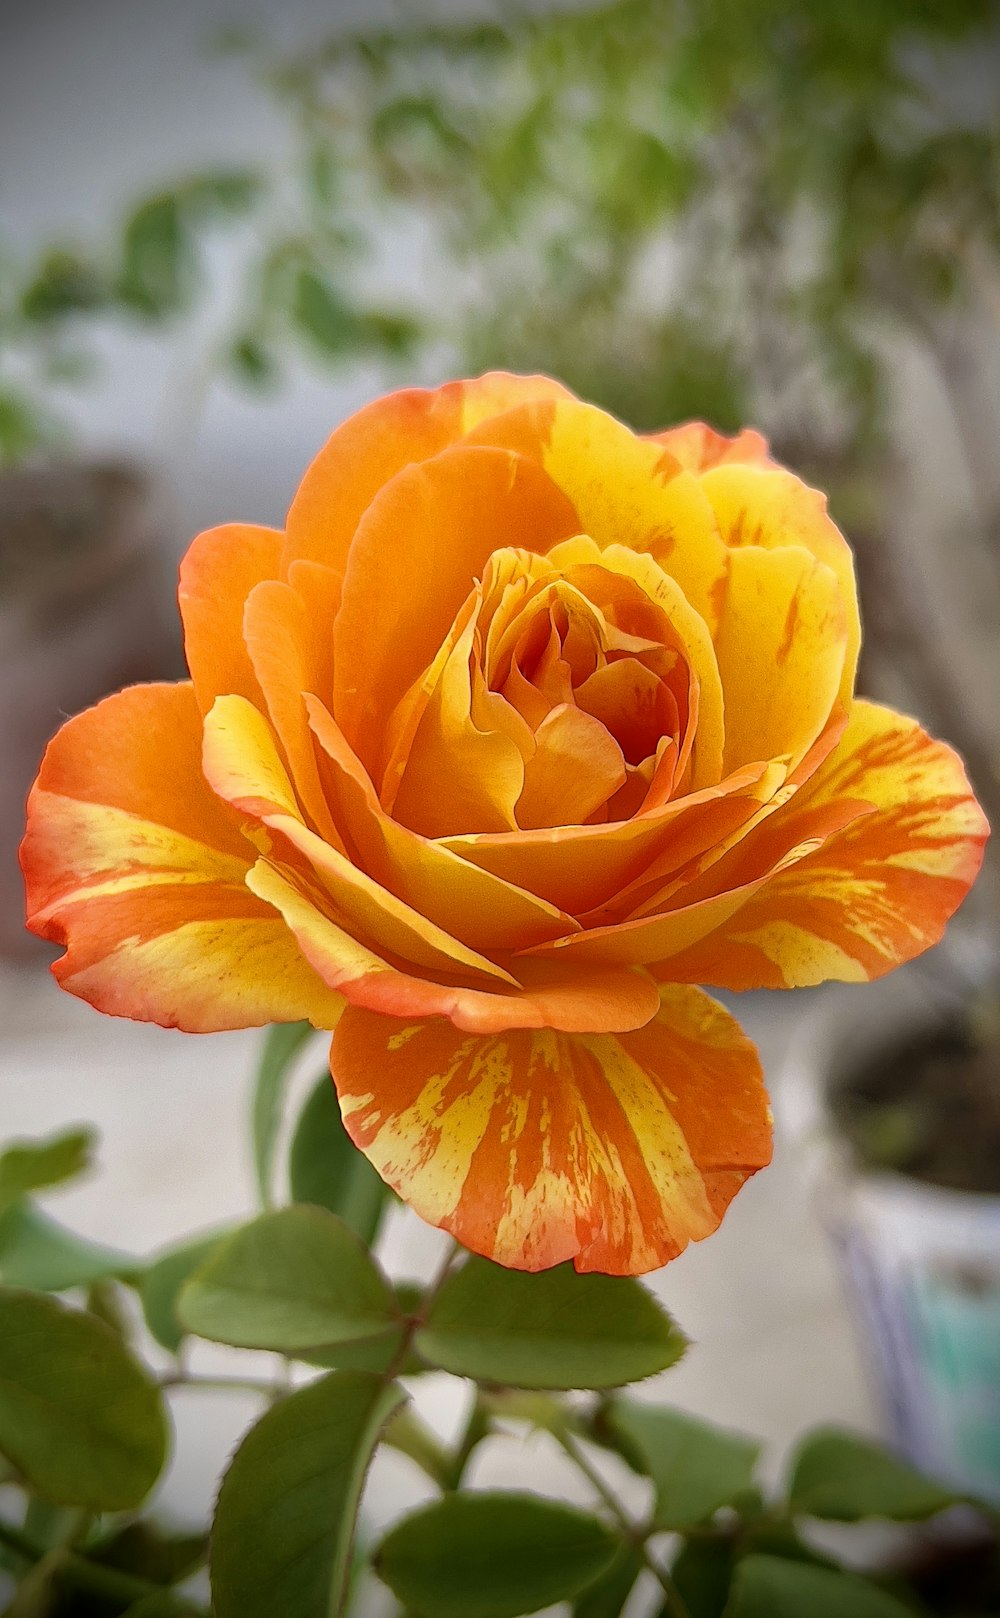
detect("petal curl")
[646,421,771,471]
[21,684,344,1030]
[662,700,989,989]
[331,985,771,1274]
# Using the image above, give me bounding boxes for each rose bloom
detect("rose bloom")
[22,374,988,1274]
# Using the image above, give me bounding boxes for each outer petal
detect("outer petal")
[283,372,573,574]
[178,523,282,714]
[662,700,990,989]
[331,985,771,1275]
[21,684,344,1031]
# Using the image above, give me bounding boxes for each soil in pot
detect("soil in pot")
[831,1016,1000,1196]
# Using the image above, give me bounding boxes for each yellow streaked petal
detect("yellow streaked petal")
[662,699,990,989]
[699,463,860,705]
[202,695,301,821]
[712,545,847,776]
[331,984,770,1274]
[21,683,342,1030]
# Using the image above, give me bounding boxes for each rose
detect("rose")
[22,373,987,1274]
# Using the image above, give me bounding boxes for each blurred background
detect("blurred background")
[3,0,1000,1579]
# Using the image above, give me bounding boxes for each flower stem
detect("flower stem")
[554,1426,693,1618]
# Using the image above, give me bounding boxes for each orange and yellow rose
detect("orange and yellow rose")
[22,374,988,1274]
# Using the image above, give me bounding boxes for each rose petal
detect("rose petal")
[284,371,573,574]
[646,421,771,471]
[332,445,579,774]
[331,984,771,1274]
[698,463,860,706]
[21,684,343,1030]
[711,545,847,775]
[661,699,990,989]
[245,860,659,1034]
[178,523,282,713]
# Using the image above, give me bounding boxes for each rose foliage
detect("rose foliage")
[21,373,988,1275]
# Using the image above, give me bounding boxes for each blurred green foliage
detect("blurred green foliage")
[0,0,997,465]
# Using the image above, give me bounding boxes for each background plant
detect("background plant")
[1,1023,997,1618]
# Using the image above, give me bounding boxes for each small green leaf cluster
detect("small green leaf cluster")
[1,1028,998,1617]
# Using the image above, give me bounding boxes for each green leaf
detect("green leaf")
[610,1401,760,1528]
[0,1128,97,1214]
[0,1200,138,1291]
[670,1538,734,1618]
[211,1370,404,1618]
[19,249,107,322]
[416,1259,686,1389]
[288,1072,389,1244]
[118,193,191,317]
[251,1021,314,1206]
[0,1288,167,1508]
[572,1544,642,1618]
[375,1492,619,1618]
[182,169,261,215]
[292,269,361,356]
[140,1228,230,1352]
[725,1554,916,1618]
[229,334,277,388]
[177,1204,399,1353]
[788,1427,959,1521]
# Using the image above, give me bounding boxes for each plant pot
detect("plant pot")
[780,964,1000,1504]
[0,459,183,957]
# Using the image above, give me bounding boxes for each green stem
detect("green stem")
[554,1427,693,1618]
[0,1513,211,1613]
[160,1370,281,1395]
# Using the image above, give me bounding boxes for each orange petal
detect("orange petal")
[284,372,573,575]
[516,704,626,829]
[245,859,658,1034]
[698,464,860,707]
[331,984,771,1274]
[243,573,342,843]
[332,445,579,773]
[712,545,847,776]
[646,421,771,471]
[662,700,990,989]
[21,684,344,1030]
[389,587,527,837]
[178,524,282,714]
